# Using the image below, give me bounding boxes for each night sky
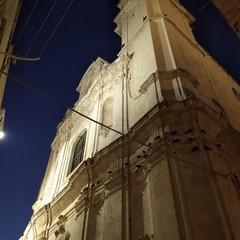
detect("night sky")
[0,0,239,239]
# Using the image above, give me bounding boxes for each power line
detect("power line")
[14,0,40,48]
[25,0,60,57]
[199,0,212,12]
[0,70,152,149]
[0,69,121,135]
[38,0,75,57]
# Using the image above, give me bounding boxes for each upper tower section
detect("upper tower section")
[115,0,193,38]
[114,0,195,59]
[113,0,240,131]
[113,0,196,91]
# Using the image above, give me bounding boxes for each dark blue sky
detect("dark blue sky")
[0,0,239,239]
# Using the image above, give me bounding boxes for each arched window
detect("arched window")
[70,131,87,172]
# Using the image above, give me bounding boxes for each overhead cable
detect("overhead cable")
[25,0,60,57]
[0,70,152,149]
[14,0,40,47]
[0,70,121,135]
[199,0,212,12]
[38,0,75,57]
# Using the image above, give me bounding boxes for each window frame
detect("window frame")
[69,130,87,173]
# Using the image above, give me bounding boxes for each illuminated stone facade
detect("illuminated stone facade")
[20,0,240,239]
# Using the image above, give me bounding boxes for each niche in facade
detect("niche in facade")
[99,97,113,138]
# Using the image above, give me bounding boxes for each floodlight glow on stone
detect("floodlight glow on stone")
[0,131,4,139]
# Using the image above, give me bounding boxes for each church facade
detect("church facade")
[20,0,240,239]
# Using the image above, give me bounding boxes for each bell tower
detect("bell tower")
[20,1,240,240]
[114,0,240,129]
[111,1,240,239]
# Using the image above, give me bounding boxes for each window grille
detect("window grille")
[71,131,87,172]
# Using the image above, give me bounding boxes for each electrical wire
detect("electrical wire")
[2,72,239,176]
[38,0,75,57]
[24,0,60,57]
[199,0,212,12]
[0,70,122,135]
[0,70,152,149]
[14,0,40,48]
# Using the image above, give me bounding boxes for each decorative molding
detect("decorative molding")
[43,203,52,240]
[138,72,155,94]
[92,191,106,208]
[51,138,61,152]
[55,226,70,240]
[138,68,199,94]
[54,215,70,240]
[134,167,148,184]
[30,219,38,239]
[56,215,67,226]
[100,62,110,77]
[105,169,123,192]
[99,126,110,138]
[119,0,138,13]
[74,190,91,219]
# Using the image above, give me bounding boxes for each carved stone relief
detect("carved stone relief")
[59,121,73,136]
[55,226,70,240]
[134,167,148,184]
[54,215,70,240]
[92,192,105,208]
[100,62,109,77]
[32,199,42,213]
[99,126,110,138]
[75,190,90,219]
